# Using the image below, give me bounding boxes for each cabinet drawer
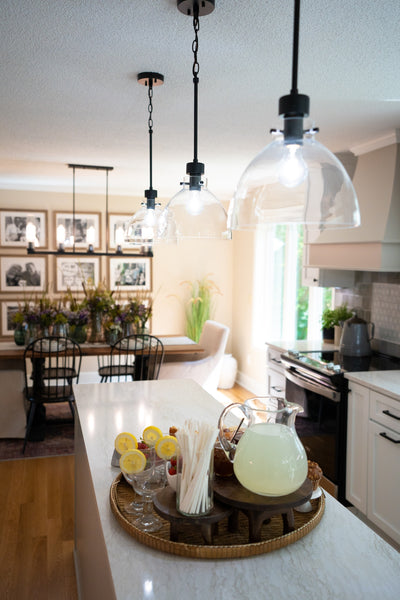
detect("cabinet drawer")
[370,391,400,434]
[266,347,284,370]
[267,368,286,396]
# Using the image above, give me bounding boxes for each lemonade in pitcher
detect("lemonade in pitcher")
[233,422,307,496]
[218,397,308,497]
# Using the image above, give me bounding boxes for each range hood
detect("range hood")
[308,132,400,271]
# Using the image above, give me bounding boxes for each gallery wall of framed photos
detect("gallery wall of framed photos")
[0,206,152,338]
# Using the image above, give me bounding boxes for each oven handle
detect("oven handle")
[284,368,340,402]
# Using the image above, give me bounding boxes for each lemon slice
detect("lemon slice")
[119,449,146,474]
[115,432,138,455]
[155,435,179,460]
[142,425,163,447]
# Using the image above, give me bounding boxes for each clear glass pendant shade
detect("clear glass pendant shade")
[161,178,231,241]
[229,131,360,231]
[125,201,165,247]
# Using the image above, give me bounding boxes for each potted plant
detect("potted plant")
[321,303,353,344]
[180,275,222,343]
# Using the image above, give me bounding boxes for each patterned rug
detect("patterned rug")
[0,404,74,461]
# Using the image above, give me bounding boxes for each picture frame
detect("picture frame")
[108,213,131,249]
[55,256,100,292]
[0,209,47,248]
[109,257,151,292]
[54,212,101,249]
[1,299,33,337]
[0,256,47,292]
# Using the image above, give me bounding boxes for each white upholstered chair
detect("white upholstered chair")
[158,320,230,394]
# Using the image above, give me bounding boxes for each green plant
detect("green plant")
[180,275,221,342]
[321,303,353,329]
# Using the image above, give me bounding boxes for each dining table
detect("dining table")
[0,335,204,439]
[73,379,400,600]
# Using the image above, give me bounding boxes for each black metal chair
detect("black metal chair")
[23,336,82,452]
[97,334,164,383]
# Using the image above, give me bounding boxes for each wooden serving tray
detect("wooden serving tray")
[110,473,325,559]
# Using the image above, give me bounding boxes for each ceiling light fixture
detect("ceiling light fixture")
[161,0,231,241]
[125,72,165,249]
[27,164,150,257]
[229,0,361,231]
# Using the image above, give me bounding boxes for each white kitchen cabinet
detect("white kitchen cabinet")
[346,382,400,545]
[266,345,286,397]
[367,392,400,545]
[346,382,369,513]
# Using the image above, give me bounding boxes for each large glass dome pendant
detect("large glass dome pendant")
[229,0,360,232]
[125,72,165,249]
[161,0,231,242]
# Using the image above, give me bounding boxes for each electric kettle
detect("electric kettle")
[339,314,374,357]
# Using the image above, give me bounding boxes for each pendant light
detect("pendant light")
[125,72,165,248]
[229,0,360,231]
[161,0,231,242]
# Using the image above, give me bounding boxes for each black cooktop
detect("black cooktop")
[306,350,400,373]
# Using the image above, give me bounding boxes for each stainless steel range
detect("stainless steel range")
[281,349,400,504]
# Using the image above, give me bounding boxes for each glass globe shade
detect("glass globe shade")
[125,202,165,247]
[161,178,231,242]
[229,132,360,231]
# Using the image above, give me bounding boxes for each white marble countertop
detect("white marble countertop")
[267,339,338,353]
[74,379,400,600]
[345,370,400,401]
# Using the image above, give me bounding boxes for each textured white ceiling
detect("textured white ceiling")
[0,0,399,201]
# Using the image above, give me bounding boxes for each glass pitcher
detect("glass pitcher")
[218,397,308,497]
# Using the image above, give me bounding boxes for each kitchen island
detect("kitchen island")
[74,379,400,600]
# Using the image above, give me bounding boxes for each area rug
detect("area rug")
[0,404,74,461]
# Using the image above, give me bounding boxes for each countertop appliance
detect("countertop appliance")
[280,349,400,504]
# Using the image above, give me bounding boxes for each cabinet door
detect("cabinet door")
[346,383,369,512]
[367,420,400,545]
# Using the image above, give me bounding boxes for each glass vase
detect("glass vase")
[14,323,26,346]
[122,322,134,337]
[69,324,87,344]
[25,323,41,345]
[89,312,104,343]
[53,323,68,337]
[105,328,120,346]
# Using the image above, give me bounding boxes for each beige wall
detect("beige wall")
[231,229,267,394]
[0,189,236,357]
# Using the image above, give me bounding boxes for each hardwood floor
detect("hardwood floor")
[0,383,250,600]
[0,455,77,600]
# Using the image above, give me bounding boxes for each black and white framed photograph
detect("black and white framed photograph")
[0,209,47,248]
[0,256,46,292]
[1,300,32,336]
[109,257,151,292]
[55,256,100,292]
[108,213,131,249]
[55,212,101,249]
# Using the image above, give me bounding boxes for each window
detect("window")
[253,225,332,346]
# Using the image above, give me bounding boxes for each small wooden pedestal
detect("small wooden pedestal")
[153,486,233,545]
[214,477,313,543]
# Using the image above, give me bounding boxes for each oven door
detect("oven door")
[284,366,348,502]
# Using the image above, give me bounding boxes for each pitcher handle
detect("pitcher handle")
[369,322,375,341]
[217,402,248,463]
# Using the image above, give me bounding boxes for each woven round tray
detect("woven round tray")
[110,473,325,559]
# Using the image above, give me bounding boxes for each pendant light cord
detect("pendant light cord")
[147,79,154,190]
[192,3,200,164]
[291,0,300,95]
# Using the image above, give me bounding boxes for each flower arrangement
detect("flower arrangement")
[180,275,221,342]
[82,279,114,314]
